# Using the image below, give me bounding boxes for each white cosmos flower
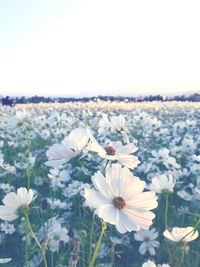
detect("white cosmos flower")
[134,228,159,255]
[0,188,34,221]
[87,134,140,169]
[149,175,176,193]
[142,260,156,267]
[0,258,12,264]
[110,114,128,133]
[83,164,158,234]
[163,227,199,243]
[45,128,90,167]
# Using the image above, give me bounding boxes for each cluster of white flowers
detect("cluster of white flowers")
[0,102,199,266]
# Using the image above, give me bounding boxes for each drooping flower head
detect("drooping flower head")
[163,227,199,243]
[45,128,90,167]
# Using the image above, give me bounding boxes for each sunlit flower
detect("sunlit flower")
[0,188,34,221]
[45,128,90,167]
[83,164,158,234]
[163,227,198,243]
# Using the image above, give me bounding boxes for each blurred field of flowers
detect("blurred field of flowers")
[0,101,199,267]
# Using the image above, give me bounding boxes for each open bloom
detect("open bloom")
[87,135,140,169]
[83,164,158,234]
[163,227,199,243]
[0,188,34,221]
[45,128,90,167]
[134,228,159,255]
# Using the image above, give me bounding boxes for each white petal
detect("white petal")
[0,206,18,221]
[116,209,140,234]
[2,192,21,209]
[45,159,68,167]
[91,171,113,198]
[96,204,119,224]
[127,192,158,210]
[84,188,111,209]
[125,208,155,229]
[0,258,12,264]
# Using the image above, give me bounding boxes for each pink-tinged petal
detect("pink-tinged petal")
[96,205,119,224]
[115,209,140,234]
[122,178,146,199]
[91,171,113,198]
[84,188,111,209]
[125,208,155,229]
[0,206,18,221]
[2,192,21,209]
[126,192,158,210]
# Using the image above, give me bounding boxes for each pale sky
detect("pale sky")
[0,0,200,97]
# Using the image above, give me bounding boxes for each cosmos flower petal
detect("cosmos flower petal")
[127,192,158,210]
[96,204,119,224]
[116,143,138,154]
[116,155,140,169]
[0,206,18,221]
[116,210,140,233]
[125,208,156,229]
[84,188,111,209]
[91,171,113,198]
[122,178,146,199]
[45,159,68,167]
[2,192,21,209]
[0,258,12,264]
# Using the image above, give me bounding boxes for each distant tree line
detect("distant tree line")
[0,93,200,106]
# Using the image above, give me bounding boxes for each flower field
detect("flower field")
[0,101,199,267]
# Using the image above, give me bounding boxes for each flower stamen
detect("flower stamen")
[113,196,126,209]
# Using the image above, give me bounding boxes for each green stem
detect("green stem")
[89,221,106,267]
[177,243,187,267]
[78,159,91,176]
[25,218,29,267]
[89,214,95,262]
[103,160,109,175]
[24,211,48,267]
[179,219,200,243]
[172,219,200,263]
[25,129,31,189]
[164,193,169,229]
